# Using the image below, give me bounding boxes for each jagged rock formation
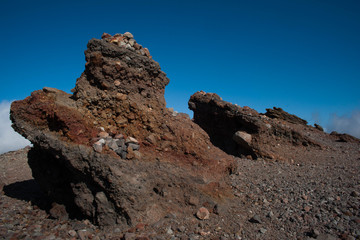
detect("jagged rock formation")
[265,107,308,125]
[10,33,234,228]
[330,131,360,143]
[189,91,322,161]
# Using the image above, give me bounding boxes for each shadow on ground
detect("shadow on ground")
[3,179,51,211]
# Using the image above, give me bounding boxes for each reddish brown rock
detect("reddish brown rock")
[196,207,210,220]
[10,33,234,228]
[189,91,322,161]
[98,132,109,138]
[101,33,112,39]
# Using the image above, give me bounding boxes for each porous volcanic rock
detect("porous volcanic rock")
[265,107,308,125]
[189,91,322,161]
[10,33,234,228]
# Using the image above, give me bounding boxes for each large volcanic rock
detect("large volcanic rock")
[189,91,322,162]
[11,33,234,228]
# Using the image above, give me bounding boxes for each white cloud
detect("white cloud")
[327,110,360,138]
[0,100,31,154]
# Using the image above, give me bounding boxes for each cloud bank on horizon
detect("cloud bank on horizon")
[327,110,360,138]
[0,100,31,154]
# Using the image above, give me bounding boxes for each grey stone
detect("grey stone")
[233,131,252,147]
[94,192,116,226]
[120,151,127,159]
[126,136,139,144]
[125,44,133,50]
[127,143,140,151]
[259,228,267,234]
[128,39,135,47]
[178,226,186,232]
[93,142,102,153]
[166,227,173,235]
[115,148,123,156]
[309,228,320,238]
[123,32,134,39]
[108,139,119,151]
[116,138,126,148]
[267,211,274,218]
[146,134,157,144]
[68,230,77,237]
[134,151,142,160]
[249,215,261,224]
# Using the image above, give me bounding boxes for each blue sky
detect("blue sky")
[0,0,360,152]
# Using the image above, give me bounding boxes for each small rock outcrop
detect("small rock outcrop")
[11,33,234,228]
[265,107,308,125]
[189,91,321,161]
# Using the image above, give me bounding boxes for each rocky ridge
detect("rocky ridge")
[189,91,324,162]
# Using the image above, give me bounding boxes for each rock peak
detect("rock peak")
[73,32,169,112]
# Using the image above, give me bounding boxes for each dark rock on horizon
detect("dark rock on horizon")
[188,91,322,161]
[265,107,308,125]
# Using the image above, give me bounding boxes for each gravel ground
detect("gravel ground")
[0,140,359,240]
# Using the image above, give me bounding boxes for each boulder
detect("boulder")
[11,33,234,228]
[314,123,324,132]
[233,131,252,149]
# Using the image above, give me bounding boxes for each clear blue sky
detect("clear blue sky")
[1,0,360,136]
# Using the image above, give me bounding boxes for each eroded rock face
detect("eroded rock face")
[11,33,234,228]
[189,91,321,161]
[265,107,308,125]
